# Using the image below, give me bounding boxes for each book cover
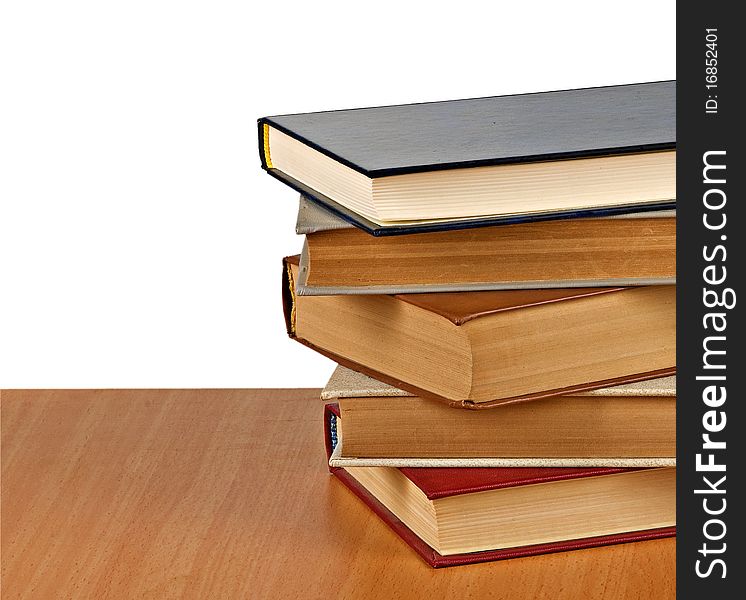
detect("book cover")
[296,194,678,236]
[261,82,675,177]
[322,365,677,401]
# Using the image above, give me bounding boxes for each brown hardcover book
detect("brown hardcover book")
[282,256,676,408]
[325,366,675,465]
[298,205,676,294]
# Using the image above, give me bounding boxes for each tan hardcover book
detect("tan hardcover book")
[283,256,676,407]
[324,366,675,467]
[295,196,676,294]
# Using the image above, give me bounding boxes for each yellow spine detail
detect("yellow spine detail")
[263,123,273,168]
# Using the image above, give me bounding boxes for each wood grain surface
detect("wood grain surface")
[1,389,675,599]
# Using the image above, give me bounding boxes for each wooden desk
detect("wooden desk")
[1,390,674,599]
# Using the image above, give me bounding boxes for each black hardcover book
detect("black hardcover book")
[259,81,676,236]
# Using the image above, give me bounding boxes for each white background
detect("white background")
[0,1,675,388]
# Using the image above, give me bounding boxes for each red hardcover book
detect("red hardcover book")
[324,404,675,567]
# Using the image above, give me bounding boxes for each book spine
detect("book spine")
[257,119,270,169]
[281,256,296,337]
[323,403,340,472]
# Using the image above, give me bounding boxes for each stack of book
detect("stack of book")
[259,81,676,567]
